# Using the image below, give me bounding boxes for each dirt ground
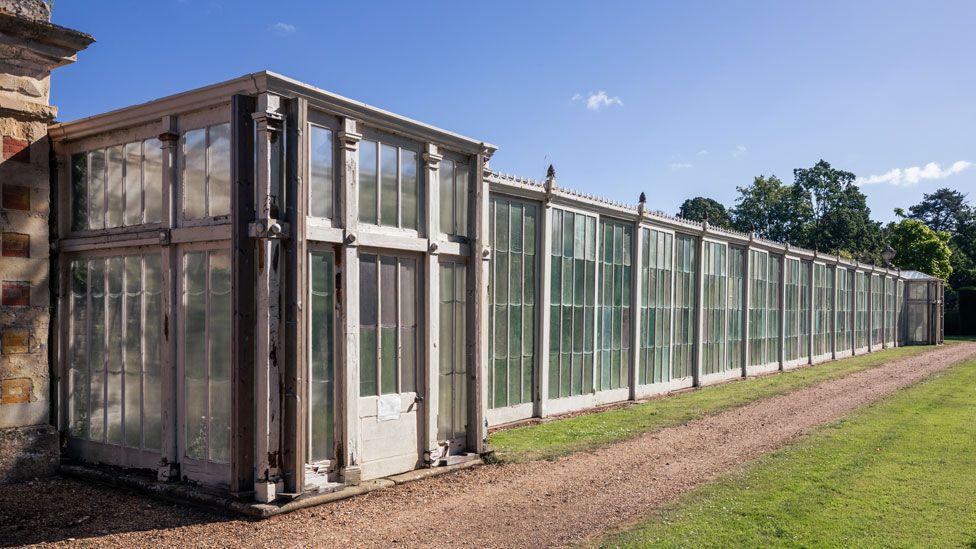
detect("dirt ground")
[5,342,974,549]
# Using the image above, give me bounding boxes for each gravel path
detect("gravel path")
[5,342,975,548]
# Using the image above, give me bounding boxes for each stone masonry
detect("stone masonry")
[0,0,90,483]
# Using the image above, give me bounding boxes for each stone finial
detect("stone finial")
[543,163,557,201]
[637,192,646,217]
[546,163,556,181]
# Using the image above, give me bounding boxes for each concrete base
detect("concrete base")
[0,424,58,484]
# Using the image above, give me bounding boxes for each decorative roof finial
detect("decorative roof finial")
[637,192,647,218]
[543,163,557,201]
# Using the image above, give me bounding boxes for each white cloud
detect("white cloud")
[670,162,693,170]
[732,145,747,158]
[696,149,708,156]
[857,160,973,187]
[571,91,623,111]
[271,22,296,34]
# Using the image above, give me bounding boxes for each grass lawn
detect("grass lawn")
[488,344,946,463]
[602,357,976,548]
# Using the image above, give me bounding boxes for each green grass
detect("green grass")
[488,345,945,463]
[603,357,976,548]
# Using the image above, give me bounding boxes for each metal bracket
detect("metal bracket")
[249,218,290,240]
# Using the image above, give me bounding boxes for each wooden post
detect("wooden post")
[422,143,442,463]
[628,218,642,399]
[230,94,256,495]
[281,97,307,494]
[778,254,786,369]
[742,239,752,376]
[337,118,363,484]
[470,148,491,453]
[536,202,552,417]
[693,227,705,386]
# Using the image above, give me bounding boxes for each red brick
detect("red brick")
[2,136,30,163]
[1,329,29,354]
[1,233,29,258]
[1,378,31,404]
[1,184,31,211]
[1,282,29,307]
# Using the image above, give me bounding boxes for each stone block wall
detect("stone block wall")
[0,0,91,483]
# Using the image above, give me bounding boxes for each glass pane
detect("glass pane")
[439,159,455,234]
[208,123,231,217]
[400,258,418,392]
[106,146,124,228]
[84,150,105,231]
[143,255,162,451]
[380,144,398,227]
[208,251,232,462]
[359,254,378,396]
[310,125,334,219]
[183,129,206,220]
[183,251,207,459]
[401,150,419,230]
[123,256,143,448]
[89,259,105,441]
[124,142,142,226]
[144,139,163,223]
[71,153,89,231]
[455,163,468,237]
[105,257,124,444]
[359,140,378,224]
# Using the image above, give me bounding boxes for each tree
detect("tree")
[677,197,732,228]
[730,175,811,243]
[793,159,883,260]
[908,188,970,233]
[888,219,953,281]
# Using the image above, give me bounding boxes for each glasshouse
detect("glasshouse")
[32,71,944,503]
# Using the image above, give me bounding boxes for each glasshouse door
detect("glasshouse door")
[438,260,468,454]
[308,251,336,471]
[176,244,232,486]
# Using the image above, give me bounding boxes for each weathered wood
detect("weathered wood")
[422,143,441,463]
[230,94,257,495]
[469,149,491,452]
[281,97,307,494]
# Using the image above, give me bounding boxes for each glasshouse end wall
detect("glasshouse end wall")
[2,68,943,504]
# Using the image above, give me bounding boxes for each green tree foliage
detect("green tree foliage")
[678,197,732,228]
[730,175,811,243]
[908,188,970,233]
[888,219,952,281]
[793,160,884,260]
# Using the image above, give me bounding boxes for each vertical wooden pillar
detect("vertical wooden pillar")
[337,118,363,484]
[831,263,839,359]
[866,269,873,352]
[251,93,285,501]
[807,261,814,363]
[157,115,180,482]
[470,149,491,453]
[742,239,753,376]
[536,201,552,417]
[230,94,257,494]
[628,217,642,399]
[778,253,786,369]
[281,97,307,494]
[693,226,706,386]
[422,143,442,462]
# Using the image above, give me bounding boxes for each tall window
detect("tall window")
[183,249,231,463]
[825,265,835,353]
[855,272,869,349]
[871,274,883,345]
[489,197,537,408]
[639,228,673,385]
[727,247,746,372]
[813,264,829,356]
[309,252,335,463]
[548,209,596,398]
[596,219,632,391]
[71,138,163,231]
[767,255,782,364]
[68,254,162,451]
[784,258,800,361]
[748,250,768,366]
[439,159,469,237]
[837,268,851,351]
[885,277,895,343]
[359,254,418,396]
[182,123,231,221]
[672,234,697,379]
[309,125,335,221]
[701,241,728,376]
[798,260,810,359]
[438,261,467,442]
[358,139,419,230]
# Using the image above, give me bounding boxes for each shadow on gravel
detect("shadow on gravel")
[0,476,241,547]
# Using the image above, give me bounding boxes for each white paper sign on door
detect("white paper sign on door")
[377,394,401,421]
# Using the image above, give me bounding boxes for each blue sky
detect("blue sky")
[51,1,975,222]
